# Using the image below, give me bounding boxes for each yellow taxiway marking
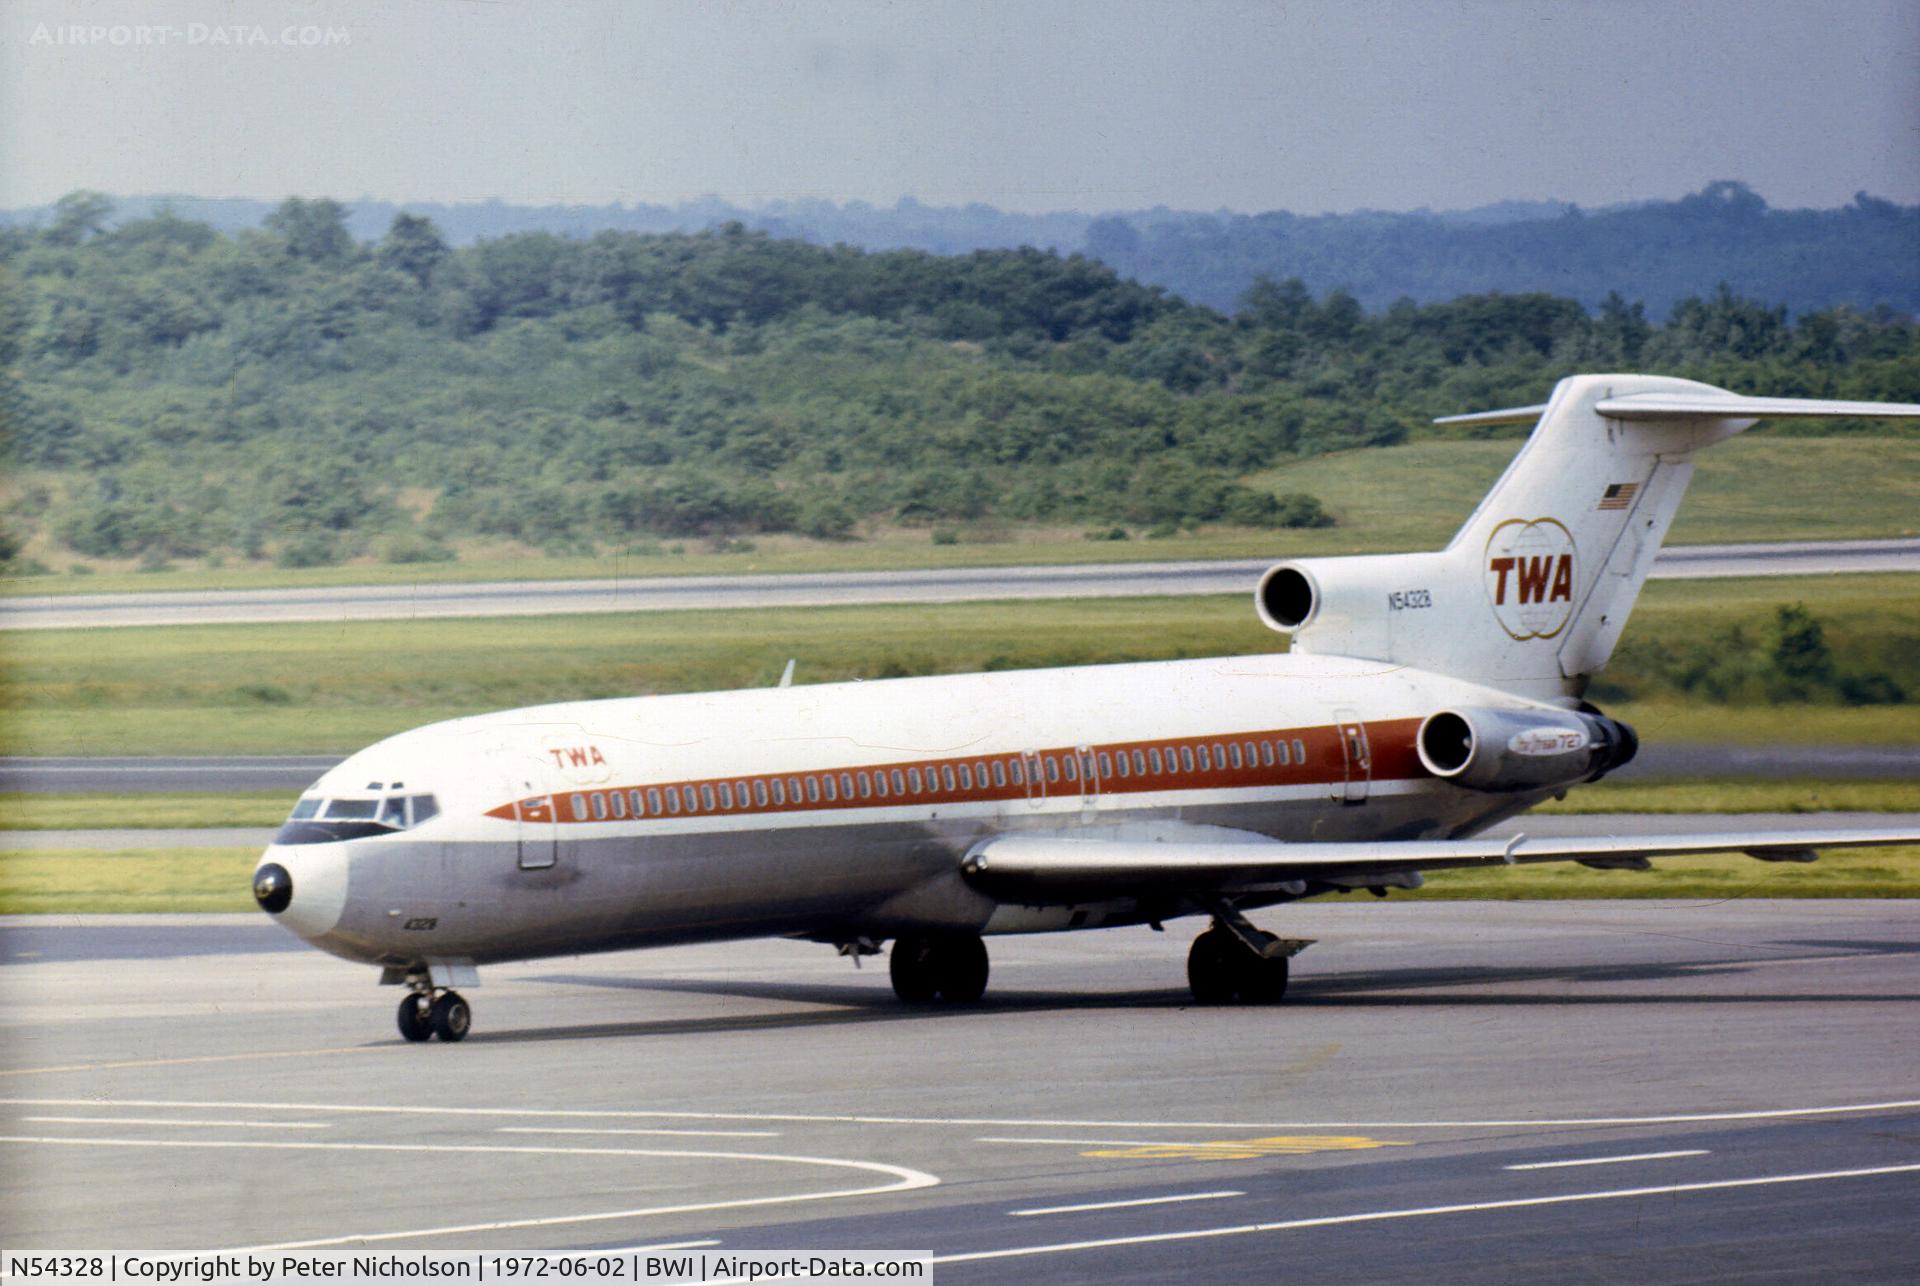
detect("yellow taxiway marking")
[1081,1136,1411,1161]
[984,1134,1411,1161]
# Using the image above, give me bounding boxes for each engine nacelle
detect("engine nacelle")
[1416,705,1638,793]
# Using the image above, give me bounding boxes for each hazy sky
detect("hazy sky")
[4,0,1916,214]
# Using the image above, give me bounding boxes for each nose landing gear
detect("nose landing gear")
[396,986,471,1042]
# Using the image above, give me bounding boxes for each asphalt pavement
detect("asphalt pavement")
[4,901,1917,1277]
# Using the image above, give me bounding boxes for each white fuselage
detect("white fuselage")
[260,652,1553,971]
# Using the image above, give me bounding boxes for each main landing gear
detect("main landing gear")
[889,932,989,1004]
[1187,903,1314,1005]
[397,988,471,1042]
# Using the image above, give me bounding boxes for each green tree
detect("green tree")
[266,197,354,263]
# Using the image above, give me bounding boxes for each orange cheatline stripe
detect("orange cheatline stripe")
[484,718,1426,826]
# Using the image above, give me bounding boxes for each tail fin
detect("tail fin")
[1259,374,1920,700]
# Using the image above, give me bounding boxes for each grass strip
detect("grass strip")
[0,849,259,914]
[0,792,294,830]
[4,845,1918,915]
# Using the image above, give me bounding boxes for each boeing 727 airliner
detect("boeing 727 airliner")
[252,374,1920,1041]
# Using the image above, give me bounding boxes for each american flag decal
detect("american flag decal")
[1597,482,1639,511]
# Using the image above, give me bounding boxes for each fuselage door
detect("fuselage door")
[1076,744,1099,808]
[1334,714,1371,805]
[516,794,558,870]
[1020,750,1046,810]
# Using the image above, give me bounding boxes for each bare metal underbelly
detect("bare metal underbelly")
[323,786,1522,968]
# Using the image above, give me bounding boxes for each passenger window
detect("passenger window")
[873,771,889,798]
[771,779,786,805]
[822,775,836,802]
[958,763,973,790]
[788,777,803,801]
[807,777,821,802]
[647,787,663,813]
[839,772,854,799]
[1063,756,1078,781]
[569,793,588,821]
[1181,746,1197,772]
[1263,741,1277,767]
[1196,745,1211,771]
[1098,752,1112,778]
[1009,759,1025,785]
[1114,753,1130,778]
[1045,757,1060,783]
[610,792,627,818]
[682,785,698,812]
[858,772,872,798]
[1229,743,1244,769]
[665,789,681,814]
[754,779,770,807]
[1132,749,1147,775]
[591,793,608,820]
[411,795,439,825]
[718,782,734,809]
[992,760,1007,787]
[628,789,645,816]
[892,768,908,794]
[1293,738,1307,762]
[700,784,715,810]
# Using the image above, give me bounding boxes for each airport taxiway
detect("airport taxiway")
[3,538,1915,631]
[4,901,1917,1278]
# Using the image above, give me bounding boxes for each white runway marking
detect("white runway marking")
[22,1115,329,1130]
[0,1134,938,1251]
[1011,1191,1245,1217]
[8,1095,1918,1131]
[933,1163,1920,1266]
[498,1126,781,1139]
[1505,1150,1708,1171]
[982,1136,1226,1148]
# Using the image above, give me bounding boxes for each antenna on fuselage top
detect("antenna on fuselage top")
[778,658,796,688]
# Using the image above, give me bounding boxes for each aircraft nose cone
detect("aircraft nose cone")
[252,862,293,914]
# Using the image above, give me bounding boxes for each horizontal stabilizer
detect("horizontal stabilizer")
[961,826,1920,900]
[1432,403,1549,428]
[1593,393,1920,421]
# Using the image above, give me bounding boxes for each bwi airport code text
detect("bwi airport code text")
[1,1253,931,1285]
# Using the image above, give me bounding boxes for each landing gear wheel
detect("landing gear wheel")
[890,936,940,1003]
[430,990,471,1042]
[1188,927,1290,1005]
[397,993,433,1042]
[1238,952,1290,1004]
[890,934,990,1004]
[1187,928,1238,1005]
[935,934,990,1003]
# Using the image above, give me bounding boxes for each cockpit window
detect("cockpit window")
[275,793,441,845]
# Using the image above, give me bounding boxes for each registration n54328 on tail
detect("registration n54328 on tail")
[253,375,1920,1041]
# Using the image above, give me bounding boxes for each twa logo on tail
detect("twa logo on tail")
[1485,517,1575,640]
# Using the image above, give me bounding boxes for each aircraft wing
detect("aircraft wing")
[960,825,1920,900]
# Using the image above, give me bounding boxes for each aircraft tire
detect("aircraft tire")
[430,991,472,1042]
[889,936,941,1003]
[1236,952,1290,1004]
[935,935,989,1004]
[397,993,433,1042]
[1187,928,1237,1005]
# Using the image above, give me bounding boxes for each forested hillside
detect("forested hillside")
[2,194,1915,574]
[11,181,1913,318]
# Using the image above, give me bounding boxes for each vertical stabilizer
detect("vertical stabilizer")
[1258,374,1920,700]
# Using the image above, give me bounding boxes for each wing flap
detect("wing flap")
[962,827,1920,899]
